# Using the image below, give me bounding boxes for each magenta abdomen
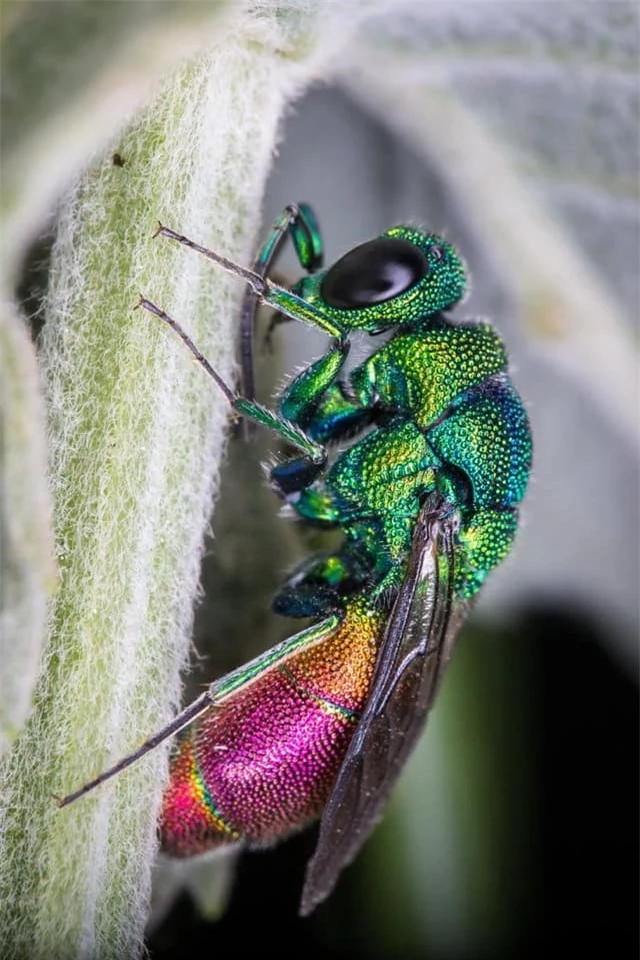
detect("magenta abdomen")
[160,599,382,855]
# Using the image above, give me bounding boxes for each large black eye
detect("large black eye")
[320,238,428,310]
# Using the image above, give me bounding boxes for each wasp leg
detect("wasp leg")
[270,337,383,497]
[241,204,323,428]
[273,542,374,619]
[302,381,378,444]
[56,612,342,808]
[280,340,350,428]
[269,344,359,496]
[154,221,343,338]
[137,297,328,464]
[279,343,379,445]
[273,555,349,618]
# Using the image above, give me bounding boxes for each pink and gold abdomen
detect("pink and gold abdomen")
[160,598,382,854]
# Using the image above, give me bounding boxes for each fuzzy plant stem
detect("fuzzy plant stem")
[0,305,56,755]
[0,42,301,960]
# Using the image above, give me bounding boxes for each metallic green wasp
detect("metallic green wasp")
[58,204,532,915]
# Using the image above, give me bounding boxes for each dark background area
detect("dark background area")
[148,605,639,959]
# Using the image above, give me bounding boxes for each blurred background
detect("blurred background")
[147,84,639,959]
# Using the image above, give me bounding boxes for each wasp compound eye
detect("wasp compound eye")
[321,238,428,310]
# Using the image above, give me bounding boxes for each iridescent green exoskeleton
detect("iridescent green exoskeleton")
[57,204,532,916]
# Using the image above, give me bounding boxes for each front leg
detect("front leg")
[271,340,375,495]
[279,339,350,429]
[137,297,327,469]
[240,203,323,404]
[268,340,350,496]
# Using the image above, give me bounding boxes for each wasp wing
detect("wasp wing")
[299,504,470,916]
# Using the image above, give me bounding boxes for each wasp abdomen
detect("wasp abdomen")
[160,599,382,854]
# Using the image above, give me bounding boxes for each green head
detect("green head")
[293,226,467,334]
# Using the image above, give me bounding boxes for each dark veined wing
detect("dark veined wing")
[299,502,471,916]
